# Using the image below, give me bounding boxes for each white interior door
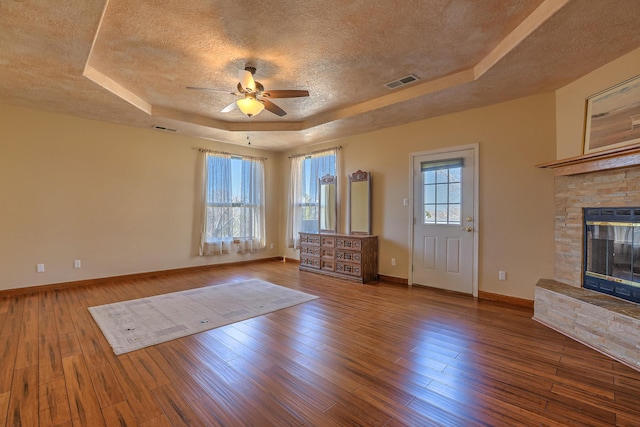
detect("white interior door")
[411,146,477,295]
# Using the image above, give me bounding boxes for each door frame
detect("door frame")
[408,143,479,297]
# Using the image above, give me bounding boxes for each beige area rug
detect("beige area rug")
[88,279,318,355]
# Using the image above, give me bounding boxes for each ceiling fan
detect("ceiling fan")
[187,66,309,118]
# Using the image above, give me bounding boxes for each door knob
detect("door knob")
[462,227,473,232]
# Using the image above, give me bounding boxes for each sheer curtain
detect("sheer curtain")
[286,147,340,248]
[237,156,265,252]
[199,151,265,256]
[286,155,305,248]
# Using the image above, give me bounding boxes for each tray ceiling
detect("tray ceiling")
[1,0,640,150]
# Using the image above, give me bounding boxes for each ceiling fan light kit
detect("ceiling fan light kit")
[188,65,309,118]
[236,96,265,117]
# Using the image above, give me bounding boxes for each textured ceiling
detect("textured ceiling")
[1,0,640,151]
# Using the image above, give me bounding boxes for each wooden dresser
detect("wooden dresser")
[299,232,378,283]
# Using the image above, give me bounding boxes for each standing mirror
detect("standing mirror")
[348,170,371,235]
[319,174,337,233]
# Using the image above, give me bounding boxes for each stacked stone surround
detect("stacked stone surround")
[534,279,640,371]
[535,164,640,371]
[554,164,640,286]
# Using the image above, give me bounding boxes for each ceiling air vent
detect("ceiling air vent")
[152,125,178,133]
[384,74,419,89]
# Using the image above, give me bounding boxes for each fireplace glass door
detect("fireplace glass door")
[585,221,640,285]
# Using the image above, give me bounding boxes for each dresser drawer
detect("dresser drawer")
[300,234,321,246]
[320,235,335,247]
[336,262,362,277]
[336,250,361,264]
[320,259,335,271]
[321,248,335,259]
[300,245,321,257]
[300,255,320,269]
[336,238,362,251]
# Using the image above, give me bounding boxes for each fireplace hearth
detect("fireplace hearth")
[584,207,640,304]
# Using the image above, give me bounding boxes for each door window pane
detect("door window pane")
[424,170,436,184]
[436,204,448,224]
[425,204,436,223]
[436,183,449,203]
[424,185,435,204]
[436,169,449,183]
[449,183,461,203]
[420,158,463,225]
[449,204,461,223]
[449,168,461,182]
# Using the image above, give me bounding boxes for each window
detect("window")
[287,148,339,248]
[199,152,265,255]
[421,158,462,225]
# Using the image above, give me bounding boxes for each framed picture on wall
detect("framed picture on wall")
[583,74,640,155]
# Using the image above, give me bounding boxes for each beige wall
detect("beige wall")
[0,104,282,291]
[282,93,557,300]
[1,92,557,299]
[2,92,559,300]
[556,46,640,159]
[4,46,637,297]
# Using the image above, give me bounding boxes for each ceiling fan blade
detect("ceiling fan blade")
[261,99,287,117]
[261,90,309,98]
[221,101,237,113]
[186,86,237,95]
[239,69,256,93]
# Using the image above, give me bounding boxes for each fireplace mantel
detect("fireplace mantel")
[536,143,640,176]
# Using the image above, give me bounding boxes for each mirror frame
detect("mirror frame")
[318,174,338,233]
[348,170,371,235]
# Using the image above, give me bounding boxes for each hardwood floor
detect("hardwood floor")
[1,260,640,426]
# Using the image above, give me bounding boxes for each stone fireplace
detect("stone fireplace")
[534,157,640,371]
[554,165,640,285]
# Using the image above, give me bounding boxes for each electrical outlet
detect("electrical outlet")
[391,258,396,266]
[37,264,45,273]
[269,243,274,249]
[74,259,81,269]
[499,271,506,281]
